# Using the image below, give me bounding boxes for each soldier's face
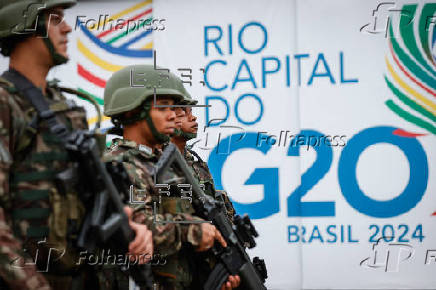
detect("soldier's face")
[174,107,186,130]
[149,97,177,135]
[181,107,198,134]
[45,7,72,60]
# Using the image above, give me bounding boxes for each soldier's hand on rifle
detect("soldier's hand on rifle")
[196,224,241,289]
[221,274,241,290]
[196,223,226,252]
[124,207,153,264]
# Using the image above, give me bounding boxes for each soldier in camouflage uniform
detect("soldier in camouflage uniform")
[171,95,240,289]
[0,1,152,289]
[103,64,240,290]
[171,97,236,223]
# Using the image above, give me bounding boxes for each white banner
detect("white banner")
[153,0,436,289]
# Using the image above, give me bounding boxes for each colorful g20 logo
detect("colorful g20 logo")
[208,126,428,219]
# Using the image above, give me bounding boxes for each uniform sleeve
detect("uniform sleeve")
[0,90,51,289]
[133,211,203,257]
[121,161,203,257]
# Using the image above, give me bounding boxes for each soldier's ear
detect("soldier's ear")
[124,107,142,119]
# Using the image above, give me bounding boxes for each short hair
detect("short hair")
[0,35,31,57]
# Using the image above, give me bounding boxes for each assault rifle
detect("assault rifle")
[152,143,267,290]
[67,130,153,289]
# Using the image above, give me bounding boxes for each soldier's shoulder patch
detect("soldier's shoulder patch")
[103,144,127,162]
[116,139,137,149]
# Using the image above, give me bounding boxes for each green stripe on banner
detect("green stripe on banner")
[385,99,436,134]
[77,88,104,105]
[384,76,436,122]
[401,4,436,78]
[419,4,436,65]
[390,24,436,91]
[107,17,152,44]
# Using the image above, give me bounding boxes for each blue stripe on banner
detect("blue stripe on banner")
[79,24,153,58]
[433,24,436,45]
[433,27,436,62]
[120,30,153,49]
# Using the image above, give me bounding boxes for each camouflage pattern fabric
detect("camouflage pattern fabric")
[0,77,100,290]
[184,148,235,222]
[103,138,204,290]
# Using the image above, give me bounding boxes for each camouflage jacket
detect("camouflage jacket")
[184,148,235,222]
[0,76,91,289]
[103,138,204,289]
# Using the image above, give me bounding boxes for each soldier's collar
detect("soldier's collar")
[138,144,153,155]
[113,138,156,157]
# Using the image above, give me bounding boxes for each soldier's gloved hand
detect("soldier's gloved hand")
[124,207,153,264]
[195,223,226,252]
[221,275,241,290]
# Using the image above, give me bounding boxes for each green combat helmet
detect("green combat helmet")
[104,64,187,143]
[0,0,76,64]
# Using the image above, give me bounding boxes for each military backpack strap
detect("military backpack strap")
[1,69,70,143]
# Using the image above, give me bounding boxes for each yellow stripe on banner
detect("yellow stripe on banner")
[89,0,152,31]
[386,56,436,113]
[77,39,123,72]
[142,41,153,49]
[88,115,111,126]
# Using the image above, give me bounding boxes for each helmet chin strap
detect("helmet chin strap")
[37,14,68,66]
[172,126,197,141]
[116,101,171,144]
[144,114,170,144]
[180,131,197,140]
[143,102,170,144]
[172,128,182,137]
